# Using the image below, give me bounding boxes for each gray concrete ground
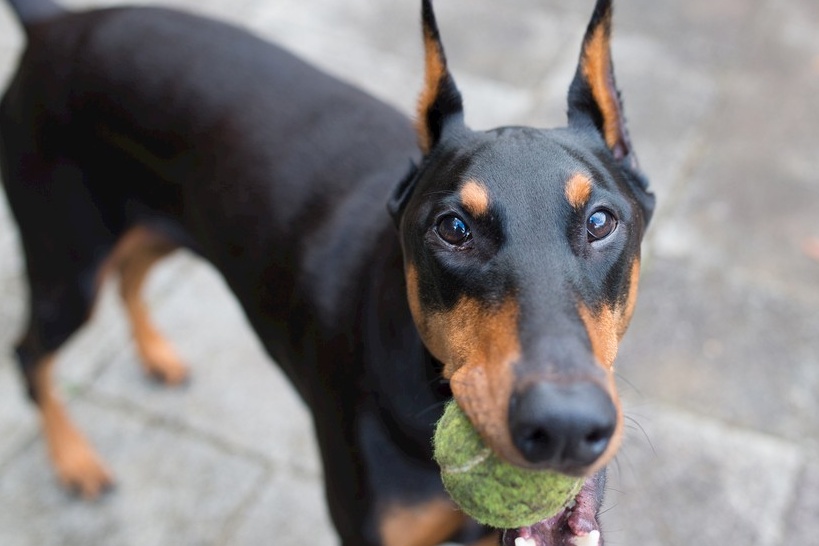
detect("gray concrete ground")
[0,0,817,544]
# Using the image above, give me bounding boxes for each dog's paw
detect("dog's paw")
[139,336,189,386]
[49,427,115,499]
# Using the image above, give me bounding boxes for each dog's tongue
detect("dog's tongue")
[500,472,605,546]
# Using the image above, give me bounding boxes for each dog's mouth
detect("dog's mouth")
[500,471,605,546]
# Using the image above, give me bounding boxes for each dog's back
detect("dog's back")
[1,4,418,367]
[6,0,60,24]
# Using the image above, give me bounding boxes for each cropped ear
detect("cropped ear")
[416,0,464,154]
[568,0,637,170]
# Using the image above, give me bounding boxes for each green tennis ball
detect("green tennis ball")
[433,400,583,529]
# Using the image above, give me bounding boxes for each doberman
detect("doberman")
[0,0,654,544]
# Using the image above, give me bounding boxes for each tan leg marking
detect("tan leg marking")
[35,357,113,498]
[380,497,466,546]
[113,228,186,384]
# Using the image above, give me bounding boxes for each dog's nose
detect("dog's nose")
[509,382,616,469]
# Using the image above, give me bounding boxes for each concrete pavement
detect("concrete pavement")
[0,0,817,544]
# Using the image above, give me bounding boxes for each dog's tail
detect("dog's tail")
[6,0,64,27]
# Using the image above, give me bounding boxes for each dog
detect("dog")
[0,0,654,544]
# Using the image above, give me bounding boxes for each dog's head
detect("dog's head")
[391,0,654,486]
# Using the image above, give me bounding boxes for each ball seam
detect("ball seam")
[444,447,492,474]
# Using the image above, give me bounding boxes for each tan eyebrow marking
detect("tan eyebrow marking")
[564,173,593,209]
[460,179,491,217]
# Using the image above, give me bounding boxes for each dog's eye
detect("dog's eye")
[587,209,617,241]
[436,214,471,246]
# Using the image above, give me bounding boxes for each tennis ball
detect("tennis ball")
[433,400,583,529]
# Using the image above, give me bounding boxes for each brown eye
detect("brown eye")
[587,210,617,241]
[437,214,471,246]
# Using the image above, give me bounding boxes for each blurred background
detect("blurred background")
[0,0,817,544]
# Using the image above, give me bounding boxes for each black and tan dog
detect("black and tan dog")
[0,0,653,544]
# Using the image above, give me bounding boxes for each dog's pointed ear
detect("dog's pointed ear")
[416,0,464,155]
[568,0,637,170]
[390,0,464,225]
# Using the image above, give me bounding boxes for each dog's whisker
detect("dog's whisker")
[415,400,449,420]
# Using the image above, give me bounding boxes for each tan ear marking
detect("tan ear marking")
[580,9,625,155]
[416,0,463,154]
[416,27,447,153]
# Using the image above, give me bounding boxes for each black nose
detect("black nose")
[509,382,616,469]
